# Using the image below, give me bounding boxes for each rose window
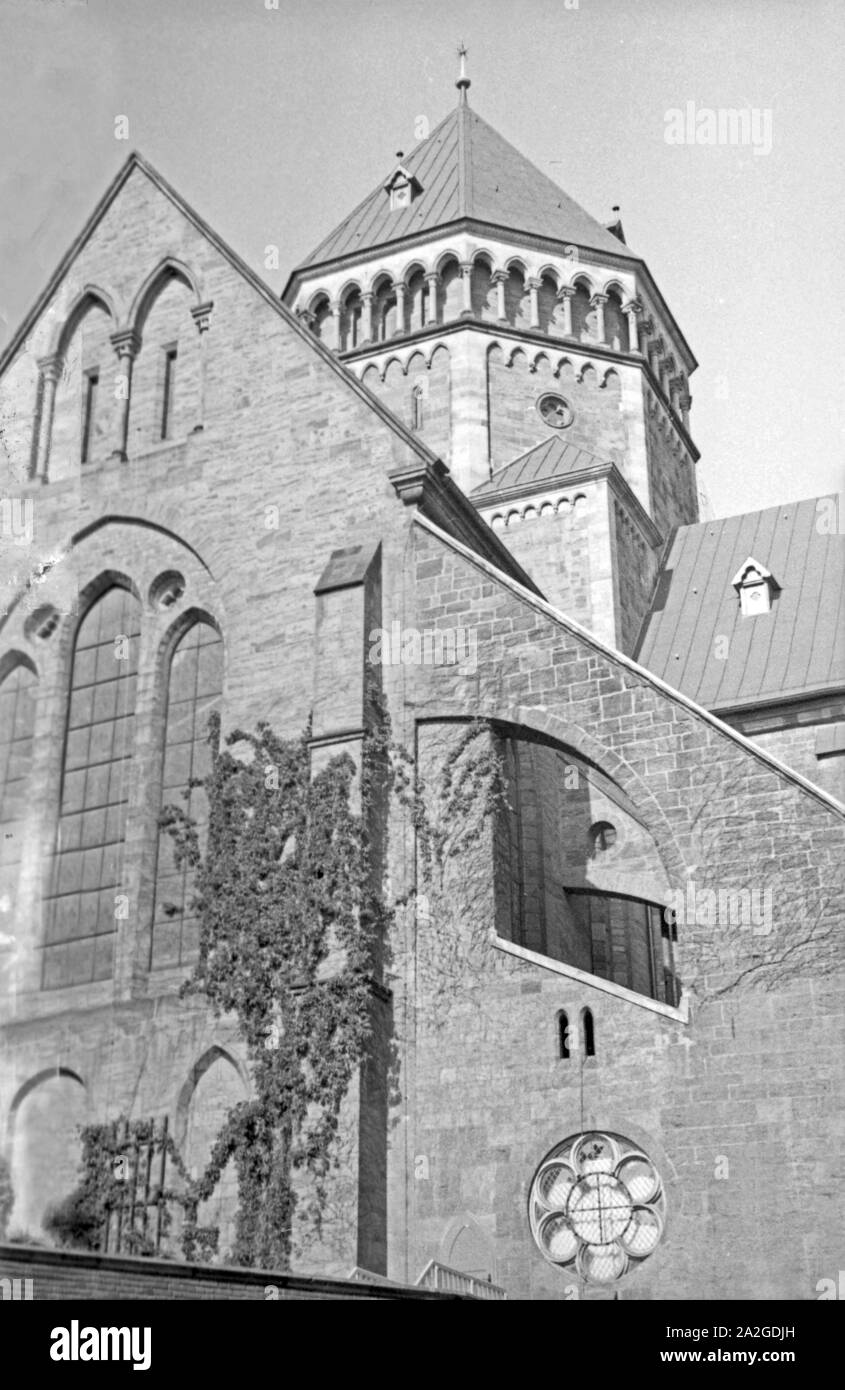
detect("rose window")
[529,1131,665,1284]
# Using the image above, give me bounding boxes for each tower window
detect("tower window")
[411,383,424,431]
[81,370,99,464]
[582,1007,596,1058]
[537,393,573,429]
[161,347,178,440]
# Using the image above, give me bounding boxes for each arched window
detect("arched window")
[340,290,362,350]
[407,270,426,332]
[558,1011,570,1059]
[411,383,424,431]
[537,274,560,334]
[373,279,397,341]
[470,260,494,319]
[504,267,530,328]
[43,586,141,989]
[0,662,37,916]
[605,291,629,351]
[129,275,198,451]
[51,298,118,478]
[437,260,462,321]
[0,663,37,824]
[151,621,223,969]
[571,281,593,340]
[310,295,331,341]
[582,1007,596,1058]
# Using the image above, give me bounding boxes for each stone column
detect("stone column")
[109,328,140,461]
[590,292,608,343]
[556,285,575,337]
[190,300,214,434]
[424,272,439,326]
[459,261,473,316]
[527,277,541,329]
[622,298,642,352]
[34,354,61,483]
[362,291,374,344]
[492,270,508,323]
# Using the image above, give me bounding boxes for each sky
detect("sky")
[0,0,843,518]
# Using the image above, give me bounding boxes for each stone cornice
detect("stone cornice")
[345,318,699,462]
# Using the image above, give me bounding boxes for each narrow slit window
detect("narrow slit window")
[582,1007,595,1058]
[161,347,178,440]
[558,1011,570,1059]
[81,370,99,464]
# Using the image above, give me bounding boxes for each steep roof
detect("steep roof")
[471,435,612,502]
[636,498,845,712]
[301,97,630,268]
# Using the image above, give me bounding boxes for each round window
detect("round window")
[529,1131,666,1284]
[537,394,574,429]
[589,820,618,855]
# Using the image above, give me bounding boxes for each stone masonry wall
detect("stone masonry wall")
[0,159,437,1276]
[381,518,845,1299]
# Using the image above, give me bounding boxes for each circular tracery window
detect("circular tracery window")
[537,393,574,429]
[529,1131,665,1284]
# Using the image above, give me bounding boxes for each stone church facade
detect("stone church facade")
[0,78,843,1299]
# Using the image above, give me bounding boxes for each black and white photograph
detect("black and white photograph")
[0,0,842,1358]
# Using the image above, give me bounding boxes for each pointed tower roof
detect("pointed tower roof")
[300,94,632,268]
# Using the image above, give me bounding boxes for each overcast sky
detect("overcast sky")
[1,0,843,518]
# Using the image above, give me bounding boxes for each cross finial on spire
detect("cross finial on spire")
[456,42,470,101]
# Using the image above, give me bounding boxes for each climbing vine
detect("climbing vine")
[153,711,386,1269]
[45,708,507,1267]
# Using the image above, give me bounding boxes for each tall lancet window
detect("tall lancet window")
[44,586,141,989]
[0,662,37,922]
[151,621,223,969]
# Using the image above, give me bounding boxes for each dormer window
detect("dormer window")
[385,162,422,213]
[732,556,778,616]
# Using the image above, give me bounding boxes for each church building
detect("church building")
[0,67,843,1300]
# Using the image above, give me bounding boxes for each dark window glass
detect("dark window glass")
[151,622,223,969]
[0,665,37,824]
[161,348,177,440]
[568,889,680,1007]
[43,587,141,989]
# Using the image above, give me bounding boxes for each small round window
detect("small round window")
[589,820,617,855]
[537,394,573,429]
[529,1131,666,1285]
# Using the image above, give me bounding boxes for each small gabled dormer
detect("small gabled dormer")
[384,160,422,213]
[732,556,778,616]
